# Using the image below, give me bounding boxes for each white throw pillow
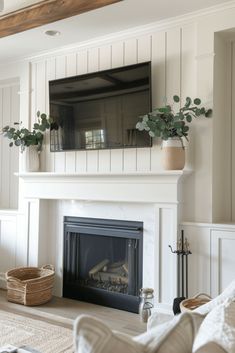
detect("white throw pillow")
[194,280,235,316]
[193,299,235,353]
[74,312,203,353]
[74,315,143,353]
[135,312,203,353]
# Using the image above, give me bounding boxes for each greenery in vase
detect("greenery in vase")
[136,95,212,141]
[1,111,52,152]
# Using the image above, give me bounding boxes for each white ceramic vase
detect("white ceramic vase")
[162,137,185,170]
[22,145,40,172]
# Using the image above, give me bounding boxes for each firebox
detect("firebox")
[63,216,143,313]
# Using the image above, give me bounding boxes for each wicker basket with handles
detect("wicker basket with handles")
[180,293,212,313]
[6,265,55,306]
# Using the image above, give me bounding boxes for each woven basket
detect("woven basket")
[6,265,55,306]
[180,293,212,312]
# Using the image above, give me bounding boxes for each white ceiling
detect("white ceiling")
[0,0,229,64]
[0,0,43,15]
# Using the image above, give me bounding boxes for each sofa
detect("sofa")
[73,281,235,353]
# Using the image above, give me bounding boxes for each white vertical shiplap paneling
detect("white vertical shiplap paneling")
[76,50,88,75]
[35,61,47,171]
[88,47,99,73]
[2,87,11,208]
[87,150,98,173]
[0,83,19,209]
[110,149,124,172]
[151,31,167,171]
[54,56,66,173]
[9,85,20,209]
[137,148,151,172]
[56,55,67,78]
[152,31,167,107]
[123,149,137,172]
[181,24,197,220]
[181,24,196,100]
[124,38,137,66]
[181,24,196,167]
[29,26,186,175]
[35,61,46,116]
[99,45,112,71]
[137,35,152,63]
[30,62,37,130]
[111,42,124,69]
[75,151,87,173]
[66,53,77,77]
[65,151,76,173]
[98,150,111,172]
[166,27,181,102]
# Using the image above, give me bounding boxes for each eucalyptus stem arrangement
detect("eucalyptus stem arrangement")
[136,95,212,141]
[1,111,52,153]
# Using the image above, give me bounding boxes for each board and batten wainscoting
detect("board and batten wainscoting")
[181,222,235,299]
[0,210,26,287]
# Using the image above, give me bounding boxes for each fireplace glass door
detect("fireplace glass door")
[63,217,143,312]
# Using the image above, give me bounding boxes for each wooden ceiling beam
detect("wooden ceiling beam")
[0,0,122,39]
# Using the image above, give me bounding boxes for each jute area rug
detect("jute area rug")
[0,305,74,353]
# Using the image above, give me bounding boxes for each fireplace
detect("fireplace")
[63,216,143,312]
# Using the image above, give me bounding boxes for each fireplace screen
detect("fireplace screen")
[63,217,143,312]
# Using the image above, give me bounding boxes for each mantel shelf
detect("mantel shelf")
[16,170,192,204]
[17,170,191,178]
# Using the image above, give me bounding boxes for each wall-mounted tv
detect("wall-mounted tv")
[49,62,152,152]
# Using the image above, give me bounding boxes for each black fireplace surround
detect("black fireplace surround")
[63,217,143,313]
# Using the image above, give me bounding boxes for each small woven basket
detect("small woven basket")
[180,293,212,312]
[6,265,55,306]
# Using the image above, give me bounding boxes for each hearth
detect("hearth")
[63,216,143,312]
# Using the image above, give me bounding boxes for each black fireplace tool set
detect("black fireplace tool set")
[169,230,192,314]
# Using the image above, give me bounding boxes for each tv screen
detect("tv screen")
[49,62,152,152]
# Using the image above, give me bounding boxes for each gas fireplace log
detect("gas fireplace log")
[92,271,128,284]
[106,261,128,276]
[122,263,128,274]
[89,259,110,277]
[109,261,125,269]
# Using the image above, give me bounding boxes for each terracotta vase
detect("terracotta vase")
[22,145,40,172]
[162,137,185,170]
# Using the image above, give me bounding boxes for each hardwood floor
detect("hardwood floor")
[0,290,146,336]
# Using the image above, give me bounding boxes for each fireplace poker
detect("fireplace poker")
[169,230,192,314]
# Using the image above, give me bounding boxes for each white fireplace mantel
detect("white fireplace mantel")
[16,170,191,311]
[17,170,190,204]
